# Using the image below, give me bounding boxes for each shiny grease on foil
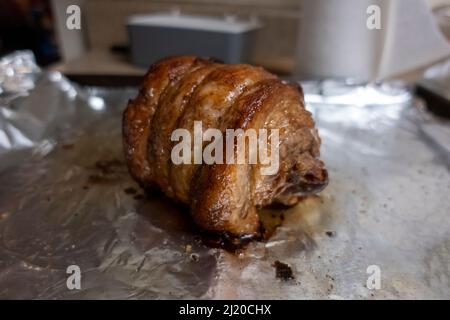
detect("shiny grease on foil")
[0,52,449,299]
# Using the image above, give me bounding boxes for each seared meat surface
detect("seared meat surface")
[123,56,327,237]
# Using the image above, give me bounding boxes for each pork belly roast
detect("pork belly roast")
[123,56,328,238]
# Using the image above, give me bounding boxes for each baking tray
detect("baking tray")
[0,53,449,299]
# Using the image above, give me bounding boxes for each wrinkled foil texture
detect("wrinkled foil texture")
[0,52,449,299]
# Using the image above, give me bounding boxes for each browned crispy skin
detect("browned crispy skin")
[190,80,327,235]
[122,56,198,187]
[148,62,220,195]
[169,64,275,203]
[123,56,328,237]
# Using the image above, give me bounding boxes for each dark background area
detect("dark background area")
[0,0,59,66]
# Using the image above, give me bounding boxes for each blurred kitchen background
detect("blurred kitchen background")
[1,0,450,86]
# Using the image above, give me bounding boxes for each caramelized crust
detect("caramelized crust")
[190,80,327,235]
[169,64,275,203]
[122,56,198,187]
[123,56,328,237]
[148,62,220,195]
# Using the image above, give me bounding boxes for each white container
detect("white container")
[127,13,261,66]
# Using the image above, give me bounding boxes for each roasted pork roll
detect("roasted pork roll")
[123,56,328,238]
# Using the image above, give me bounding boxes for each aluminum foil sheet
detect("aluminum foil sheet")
[0,52,449,299]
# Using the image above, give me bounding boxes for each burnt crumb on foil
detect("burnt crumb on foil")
[325,231,336,238]
[94,159,124,175]
[273,260,295,281]
[87,159,127,184]
[61,143,74,150]
[124,187,137,195]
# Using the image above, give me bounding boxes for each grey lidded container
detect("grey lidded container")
[127,13,261,67]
